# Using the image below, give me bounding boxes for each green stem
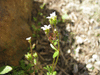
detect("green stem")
[45,22,60,73]
[57,33,60,50]
[53,54,59,72]
[52,58,55,72]
[30,43,34,63]
[53,33,60,71]
[51,24,54,32]
[29,42,35,74]
[54,23,56,29]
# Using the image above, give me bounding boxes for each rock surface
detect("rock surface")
[0,0,33,66]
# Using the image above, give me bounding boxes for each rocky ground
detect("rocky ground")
[24,0,100,75]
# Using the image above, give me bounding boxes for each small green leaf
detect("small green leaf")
[29,70,34,73]
[53,51,59,58]
[43,67,47,70]
[53,71,57,75]
[33,17,37,21]
[52,41,57,46]
[40,3,45,9]
[34,59,37,65]
[47,72,50,75]
[32,25,37,31]
[37,34,39,37]
[43,65,51,71]
[26,65,31,70]
[0,65,12,74]
[53,40,58,46]
[25,53,32,61]
[38,12,43,16]
[12,70,25,75]
[33,52,38,58]
[38,22,41,26]
[32,34,36,37]
[20,60,26,70]
[57,19,61,23]
[32,44,35,49]
[37,28,41,31]
[28,63,34,67]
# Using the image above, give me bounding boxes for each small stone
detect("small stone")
[90,19,94,23]
[86,64,93,69]
[76,36,84,44]
[75,46,81,53]
[67,49,71,53]
[88,59,92,63]
[95,61,100,65]
[92,54,98,60]
[73,64,78,73]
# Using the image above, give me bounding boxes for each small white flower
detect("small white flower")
[26,37,31,40]
[41,24,51,30]
[46,12,56,19]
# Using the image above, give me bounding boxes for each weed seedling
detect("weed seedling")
[26,37,36,74]
[43,65,57,75]
[25,11,61,75]
[38,12,43,16]
[33,17,37,21]
[40,3,45,9]
[62,13,69,22]
[41,11,60,75]
[32,25,41,38]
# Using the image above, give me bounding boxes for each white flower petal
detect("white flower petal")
[44,25,47,27]
[46,16,51,19]
[46,12,56,19]
[48,25,51,27]
[41,27,45,30]
[50,44,57,50]
[26,37,31,40]
[47,25,51,29]
[41,25,51,31]
[50,12,56,17]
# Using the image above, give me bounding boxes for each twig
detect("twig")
[57,65,69,75]
[38,53,45,61]
[59,49,66,62]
